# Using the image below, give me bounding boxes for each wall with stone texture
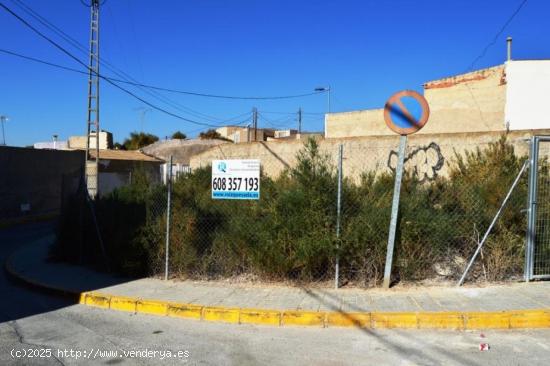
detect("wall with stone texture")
[190,129,544,183]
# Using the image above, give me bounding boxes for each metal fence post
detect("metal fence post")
[165,155,173,281]
[383,135,407,289]
[335,144,343,289]
[525,136,539,282]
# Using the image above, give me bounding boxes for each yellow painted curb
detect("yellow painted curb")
[418,312,464,330]
[203,306,240,323]
[327,312,371,328]
[282,311,326,327]
[465,311,511,329]
[510,310,550,328]
[5,253,550,330]
[85,293,110,309]
[109,295,138,313]
[167,303,203,320]
[81,292,550,330]
[136,299,168,316]
[240,309,281,326]
[372,312,418,328]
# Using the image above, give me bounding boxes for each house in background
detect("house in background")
[325,60,550,138]
[33,130,112,150]
[88,149,164,196]
[32,130,164,198]
[266,129,323,141]
[142,138,229,183]
[216,126,275,143]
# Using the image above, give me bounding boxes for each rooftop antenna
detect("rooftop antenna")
[84,0,101,198]
[507,36,512,61]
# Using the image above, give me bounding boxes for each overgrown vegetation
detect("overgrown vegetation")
[121,132,160,150]
[198,129,233,142]
[171,131,187,140]
[55,137,528,286]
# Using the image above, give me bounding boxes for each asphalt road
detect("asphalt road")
[1,222,550,366]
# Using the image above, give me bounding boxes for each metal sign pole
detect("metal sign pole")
[383,134,407,289]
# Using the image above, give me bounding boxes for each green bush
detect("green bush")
[56,136,529,285]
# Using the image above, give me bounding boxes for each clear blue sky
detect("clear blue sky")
[0,0,547,147]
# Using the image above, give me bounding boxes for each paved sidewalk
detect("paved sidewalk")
[6,232,550,314]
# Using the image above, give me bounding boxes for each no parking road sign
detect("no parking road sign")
[382,90,430,289]
[384,90,430,135]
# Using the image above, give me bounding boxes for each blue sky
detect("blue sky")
[0,0,547,147]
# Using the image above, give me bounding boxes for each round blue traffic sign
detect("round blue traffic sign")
[384,90,430,135]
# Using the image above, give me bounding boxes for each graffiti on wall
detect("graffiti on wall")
[387,142,445,182]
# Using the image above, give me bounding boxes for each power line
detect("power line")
[1,44,325,131]
[7,0,327,128]
[466,0,528,71]
[0,47,255,128]
[0,48,248,125]
[9,0,325,101]
[260,110,326,115]
[461,0,528,132]
[8,0,228,124]
[0,1,224,128]
[0,48,88,73]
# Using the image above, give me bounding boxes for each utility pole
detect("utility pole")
[297,107,302,134]
[0,115,8,146]
[253,107,258,142]
[85,0,101,198]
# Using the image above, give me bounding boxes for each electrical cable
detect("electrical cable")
[466,0,528,71]
[10,0,325,101]
[461,0,528,132]
[9,0,229,124]
[0,1,228,128]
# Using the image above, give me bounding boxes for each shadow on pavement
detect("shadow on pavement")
[300,286,476,366]
[0,220,137,324]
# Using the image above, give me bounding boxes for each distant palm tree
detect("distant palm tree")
[171,131,187,140]
[122,132,159,150]
[199,129,232,142]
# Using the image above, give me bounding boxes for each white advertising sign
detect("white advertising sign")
[211,159,260,200]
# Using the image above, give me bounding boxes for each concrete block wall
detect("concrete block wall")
[0,147,84,221]
[189,130,545,183]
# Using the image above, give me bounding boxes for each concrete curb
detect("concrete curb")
[5,253,550,329]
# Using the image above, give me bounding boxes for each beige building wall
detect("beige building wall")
[420,65,506,135]
[325,108,386,138]
[68,131,113,150]
[326,65,506,138]
[190,130,543,183]
[216,126,274,143]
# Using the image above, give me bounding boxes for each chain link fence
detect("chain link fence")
[56,136,531,287]
[526,137,550,279]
